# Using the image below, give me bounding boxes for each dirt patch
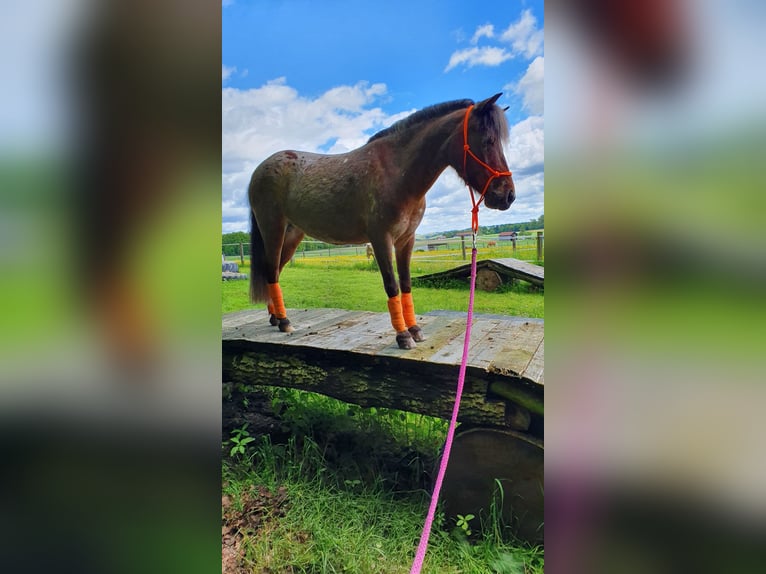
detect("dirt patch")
[222,485,289,574]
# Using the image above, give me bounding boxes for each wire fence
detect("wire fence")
[224,232,544,265]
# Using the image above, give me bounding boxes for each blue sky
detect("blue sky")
[222,0,544,235]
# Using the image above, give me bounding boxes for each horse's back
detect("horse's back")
[248,150,305,207]
[251,149,303,181]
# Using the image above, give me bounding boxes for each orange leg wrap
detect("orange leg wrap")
[387,295,407,332]
[401,292,417,328]
[267,283,287,319]
[267,302,275,315]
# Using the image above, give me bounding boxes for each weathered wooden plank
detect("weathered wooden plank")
[279,310,369,348]
[222,308,544,429]
[375,315,466,361]
[280,309,362,343]
[487,321,545,378]
[299,311,393,352]
[346,313,402,355]
[414,258,544,288]
[489,258,544,284]
[427,319,502,366]
[381,314,464,361]
[468,318,532,371]
[344,312,458,357]
[224,309,544,386]
[223,307,331,339]
[522,339,544,385]
[222,309,266,331]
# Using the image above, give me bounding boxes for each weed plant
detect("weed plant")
[223,392,544,573]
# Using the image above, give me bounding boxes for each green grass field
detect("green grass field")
[222,247,544,319]
[222,249,544,573]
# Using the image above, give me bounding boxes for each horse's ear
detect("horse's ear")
[475,92,503,113]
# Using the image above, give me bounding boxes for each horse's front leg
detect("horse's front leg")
[371,238,415,350]
[395,236,425,343]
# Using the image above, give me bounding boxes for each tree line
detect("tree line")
[222,214,543,256]
[423,214,544,239]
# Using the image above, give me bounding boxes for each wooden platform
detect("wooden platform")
[223,308,543,432]
[414,257,544,289]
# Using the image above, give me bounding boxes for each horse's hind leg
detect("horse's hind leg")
[255,214,294,333]
[279,224,305,271]
[267,283,292,332]
[266,224,304,327]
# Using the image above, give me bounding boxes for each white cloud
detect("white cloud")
[445,10,543,73]
[419,167,543,233]
[504,115,544,172]
[445,46,512,72]
[499,9,544,59]
[222,79,405,232]
[471,24,494,44]
[509,56,544,114]
[222,65,236,83]
[222,79,543,235]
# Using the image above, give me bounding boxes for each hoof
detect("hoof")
[396,331,416,350]
[408,325,426,342]
[269,314,279,326]
[278,318,294,333]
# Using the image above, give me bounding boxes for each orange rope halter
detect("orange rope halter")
[462,104,513,233]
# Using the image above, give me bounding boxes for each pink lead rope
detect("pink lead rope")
[409,238,479,574]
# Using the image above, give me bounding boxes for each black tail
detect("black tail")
[249,210,269,303]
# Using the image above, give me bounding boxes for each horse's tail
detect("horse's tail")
[249,209,269,303]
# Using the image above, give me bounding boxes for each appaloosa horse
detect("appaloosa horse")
[248,93,515,349]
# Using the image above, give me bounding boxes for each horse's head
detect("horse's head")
[461,93,515,211]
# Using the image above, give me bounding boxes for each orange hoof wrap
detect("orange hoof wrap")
[401,292,417,328]
[267,283,287,319]
[387,295,407,332]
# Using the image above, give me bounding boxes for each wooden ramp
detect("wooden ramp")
[414,257,544,289]
[223,308,543,433]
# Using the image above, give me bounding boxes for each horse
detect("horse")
[365,243,375,262]
[248,93,515,349]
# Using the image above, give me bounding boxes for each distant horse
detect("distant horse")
[365,243,375,262]
[248,93,515,349]
[487,241,497,248]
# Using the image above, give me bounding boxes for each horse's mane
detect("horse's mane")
[367,98,509,145]
[367,99,473,143]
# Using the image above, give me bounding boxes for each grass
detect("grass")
[222,250,543,319]
[222,249,544,572]
[223,388,544,573]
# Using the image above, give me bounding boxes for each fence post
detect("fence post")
[536,231,543,261]
[461,236,466,260]
[512,237,517,253]
[239,242,245,265]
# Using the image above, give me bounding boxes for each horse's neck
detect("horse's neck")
[393,112,463,197]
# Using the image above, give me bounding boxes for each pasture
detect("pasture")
[222,238,544,573]
[223,235,543,317]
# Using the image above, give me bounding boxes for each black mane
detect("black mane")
[367,99,474,143]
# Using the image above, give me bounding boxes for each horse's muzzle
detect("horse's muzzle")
[484,179,515,211]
